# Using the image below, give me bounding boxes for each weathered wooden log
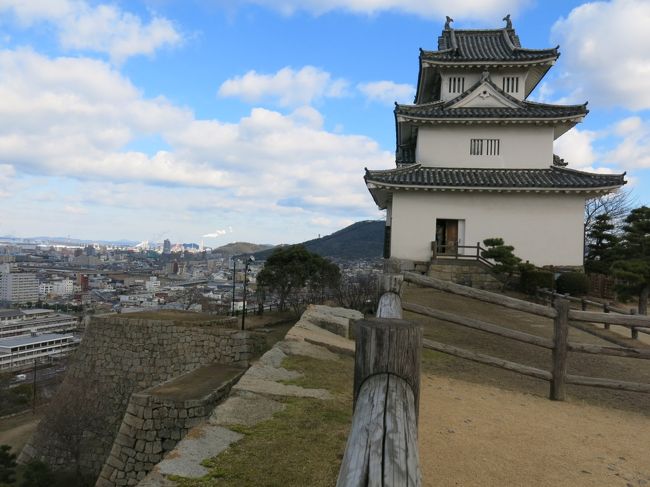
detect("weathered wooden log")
[565,374,650,393]
[568,309,650,328]
[404,271,556,318]
[353,318,422,414]
[336,374,421,487]
[567,341,650,359]
[422,338,551,381]
[550,299,570,401]
[404,302,553,349]
[376,293,402,319]
[378,274,403,296]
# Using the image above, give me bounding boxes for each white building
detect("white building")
[0,266,39,304]
[365,18,625,268]
[145,276,161,292]
[0,333,78,370]
[0,309,78,340]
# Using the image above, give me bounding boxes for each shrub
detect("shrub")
[519,268,554,295]
[556,272,590,296]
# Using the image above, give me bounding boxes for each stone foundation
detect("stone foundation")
[19,315,260,480]
[428,260,502,291]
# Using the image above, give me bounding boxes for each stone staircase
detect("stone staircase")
[428,259,502,291]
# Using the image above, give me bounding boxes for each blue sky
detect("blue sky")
[0,0,648,245]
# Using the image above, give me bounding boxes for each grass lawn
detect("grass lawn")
[173,354,354,487]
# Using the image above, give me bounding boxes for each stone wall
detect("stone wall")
[97,366,244,486]
[428,260,501,290]
[19,316,258,479]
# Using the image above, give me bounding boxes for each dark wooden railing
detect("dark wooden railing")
[337,274,422,486]
[403,272,650,399]
[431,241,493,267]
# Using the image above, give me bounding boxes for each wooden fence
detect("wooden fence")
[403,272,650,399]
[337,274,422,487]
[431,241,493,267]
[536,288,650,339]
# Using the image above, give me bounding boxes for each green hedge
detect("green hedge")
[519,269,554,295]
[556,272,590,296]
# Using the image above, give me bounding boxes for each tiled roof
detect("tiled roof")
[395,100,587,121]
[365,165,625,190]
[422,29,558,63]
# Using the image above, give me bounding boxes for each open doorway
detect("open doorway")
[435,219,464,255]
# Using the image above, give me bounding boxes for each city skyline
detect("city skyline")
[1,0,649,244]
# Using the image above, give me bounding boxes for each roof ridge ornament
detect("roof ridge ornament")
[503,14,512,29]
[444,16,453,30]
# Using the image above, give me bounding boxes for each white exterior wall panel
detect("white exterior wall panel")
[415,125,554,169]
[390,191,585,266]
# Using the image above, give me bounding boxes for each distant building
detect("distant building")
[163,239,171,255]
[0,333,78,370]
[0,309,78,339]
[0,265,39,304]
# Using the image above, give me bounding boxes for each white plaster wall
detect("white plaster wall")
[389,191,585,266]
[440,69,528,101]
[415,125,554,168]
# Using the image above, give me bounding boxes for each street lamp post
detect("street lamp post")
[241,256,254,330]
[231,259,237,317]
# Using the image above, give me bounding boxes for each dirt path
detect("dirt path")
[419,373,650,487]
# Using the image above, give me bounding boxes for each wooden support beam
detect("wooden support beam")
[567,341,650,360]
[404,302,553,349]
[565,374,650,394]
[568,309,650,328]
[550,299,570,401]
[404,272,556,319]
[422,338,551,381]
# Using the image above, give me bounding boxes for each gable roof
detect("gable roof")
[399,76,587,122]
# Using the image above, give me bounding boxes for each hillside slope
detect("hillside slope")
[251,220,385,260]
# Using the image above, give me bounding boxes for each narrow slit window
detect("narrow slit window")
[502,76,519,94]
[448,76,465,94]
[470,139,500,156]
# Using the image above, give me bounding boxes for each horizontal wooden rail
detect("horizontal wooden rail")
[567,341,650,359]
[404,302,553,349]
[566,374,650,394]
[404,272,556,319]
[423,338,552,381]
[568,309,650,328]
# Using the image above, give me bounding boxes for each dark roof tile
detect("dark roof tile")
[365,165,625,190]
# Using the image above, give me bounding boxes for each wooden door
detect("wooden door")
[446,220,458,253]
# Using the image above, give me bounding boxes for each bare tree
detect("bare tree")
[584,189,635,259]
[336,272,379,315]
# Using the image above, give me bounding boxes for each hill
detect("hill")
[251,220,385,261]
[212,242,274,256]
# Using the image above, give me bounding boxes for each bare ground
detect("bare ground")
[0,410,42,454]
[404,284,650,486]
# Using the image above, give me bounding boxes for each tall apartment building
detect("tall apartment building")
[0,265,39,305]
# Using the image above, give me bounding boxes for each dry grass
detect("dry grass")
[173,354,354,487]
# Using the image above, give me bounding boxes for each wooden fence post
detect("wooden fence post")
[581,298,587,311]
[550,298,570,401]
[353,318,422,416]
[630,308,639,339]
[376,274,403,319]
[603,303,611,329]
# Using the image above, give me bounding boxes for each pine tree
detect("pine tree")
[0,444,16,485]
[612,206,650,314]
[481,238,521,290]
[585,213,620,275]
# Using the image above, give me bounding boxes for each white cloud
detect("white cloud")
[217,66,349,107]
[203,228,232,238]
[606,117,650,168]
[0,48,392,241]
[551,0,650,110]
[553,127,598,168]
[220,0,529,19]
[0,0,182,63]
[358,80,415,105]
